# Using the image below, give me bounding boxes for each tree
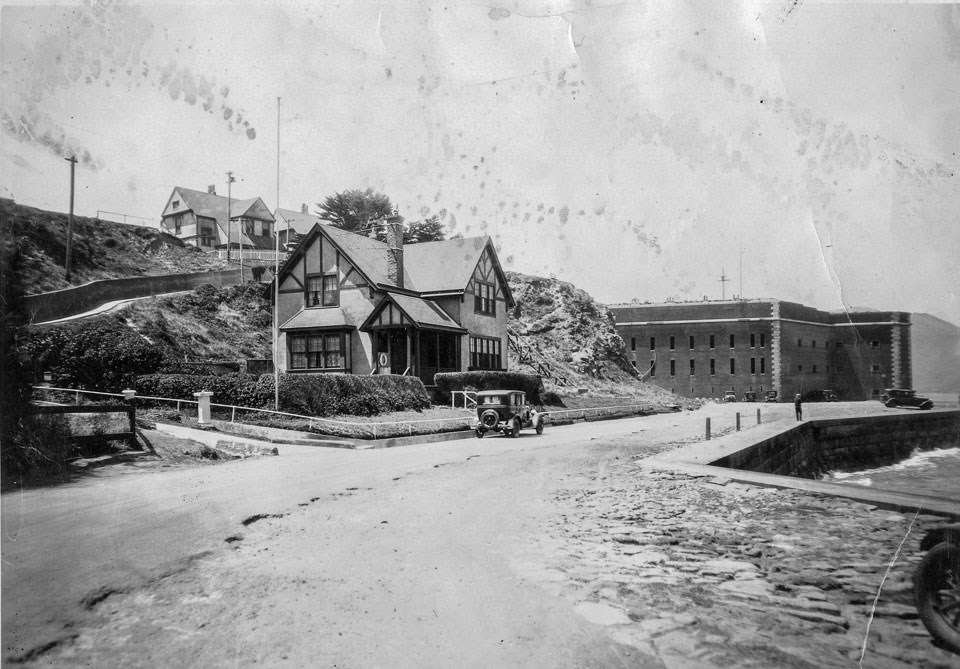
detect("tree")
[403,215,446,244]
[317,188,393,237]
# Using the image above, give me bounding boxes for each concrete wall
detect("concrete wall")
[711,410,960,479]
[26,268,244,324]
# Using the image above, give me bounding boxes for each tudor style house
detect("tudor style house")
[160,185,276,253]
[273,216,514,388]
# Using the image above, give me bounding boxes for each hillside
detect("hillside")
[0,198,230,295]
[912,312,960,393]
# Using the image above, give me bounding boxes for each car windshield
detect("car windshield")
[481,395,504,405]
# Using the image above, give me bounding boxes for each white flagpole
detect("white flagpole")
[274,96,281,411]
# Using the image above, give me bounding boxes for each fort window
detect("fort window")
[872,364,882,373]
[812,365,817,373]
[729,358,735,374]
[797,338,802,347]
[689,359,695,375]
[670,359,676,376]
[709,335,715,349]
[750,357,756,374]
[871,340,880,348]
[650,361,656,377]
[631,337,636,351]
[650,337,656,350]
[812,340,816,348]
[760,357,766,373]
[710,358,715,375]
[729,334,735,348]
[689,335,695,350]
[760,333,765,348]
[750,333,756,348]
[797,365,803,372]
[669,336,675,350]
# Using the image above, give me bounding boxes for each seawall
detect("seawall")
[710,410,960,478]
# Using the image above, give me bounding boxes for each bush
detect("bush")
[1,413,76,485]
[22,316,165,391]
[133,372,431,418]
[434,371,544,404]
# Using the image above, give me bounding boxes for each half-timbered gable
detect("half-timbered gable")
[274,221,514,385]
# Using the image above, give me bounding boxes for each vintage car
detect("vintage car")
[765,390,779,403]
[801,389,838,403]
[474,390,546,438]
[881,388,934,410]
[913,523,960,653]
[742,391,757,402]
[723,390,737,403]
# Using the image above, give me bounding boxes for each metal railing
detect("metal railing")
[451,391,477,409]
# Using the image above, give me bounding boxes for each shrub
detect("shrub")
[434,371,544,404]
[1,413,75,485]
[22,316,165,391]
[134,373,268,408]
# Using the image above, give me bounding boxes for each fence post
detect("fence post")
[123,389,137,449]
[757,408,761,425]
[706,417,711,440]
[75,390,80,405]
[194,391,213,425]
[736,412,741,431]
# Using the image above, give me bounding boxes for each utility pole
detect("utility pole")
[719,268,729,300]
[739,243,743,300]
[274,96,281,411]
[64,156,77,281]
[226,171,235,263]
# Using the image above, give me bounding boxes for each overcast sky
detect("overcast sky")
[2,1,958,323]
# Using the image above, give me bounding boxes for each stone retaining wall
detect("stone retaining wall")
[711,410,960,478]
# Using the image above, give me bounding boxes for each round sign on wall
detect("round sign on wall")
[378,352,389,368]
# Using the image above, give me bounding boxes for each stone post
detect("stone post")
[194,391,213,425]
[705,417,711,440]
[757,408,761,425]
[121,389,136,403]
[736,412,741,431]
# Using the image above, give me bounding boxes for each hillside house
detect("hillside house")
[274,216,514,387]
[160,186,276,253]
[274,204,321,251]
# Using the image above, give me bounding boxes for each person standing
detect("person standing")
[794,393,803,421]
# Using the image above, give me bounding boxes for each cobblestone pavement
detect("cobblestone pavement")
[511,445,959,668]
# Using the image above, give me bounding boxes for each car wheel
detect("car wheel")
[535,420,544,435]
[885,399,899,408]
[480,409,499,429]
[475,428,484,438]
[509,418,521,438]
[921,401,934,410]
[914,542,960,654]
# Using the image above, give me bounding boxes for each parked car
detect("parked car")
[723,390,737,403]
[913,522,960,654]
[880,388,934,410]
[801,389,838,403]
[765,390,779,403]
[474,390,546,438]
[743,391,757,402]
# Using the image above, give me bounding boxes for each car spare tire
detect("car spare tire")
[480,409,500,429]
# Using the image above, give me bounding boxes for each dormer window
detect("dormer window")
[172,200,179,209]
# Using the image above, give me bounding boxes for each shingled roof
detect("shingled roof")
[168,187,275,248]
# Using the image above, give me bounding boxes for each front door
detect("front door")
[389,329,407,375]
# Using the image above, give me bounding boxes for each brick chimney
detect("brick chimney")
[385,213,404,288]
[301,203,309,214]
[207,185,216,195]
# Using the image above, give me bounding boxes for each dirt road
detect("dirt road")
[2,403,955,667]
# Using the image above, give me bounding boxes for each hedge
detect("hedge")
[434,371,543,404]
[134,372,431,417]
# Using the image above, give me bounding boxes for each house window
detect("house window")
[474,282,495,315]
[689,359,695,376]
[709,334,715,349]
[650,361,656,377]
[729,334,735,348]
[689,336,695,350]
[670,359,676,376]
[289,332,348,370]
[631,337,636,351]
[172,200,180,209]
[307,276,323,306]
[322,274,338,307]
[750,333,756,348]
[650,337,656,350]
[760,333,765,348]
[669,336,675,350]
[710,358,715,376]
[730,358,735,374]
[199,225,214,247]
[470,336,502,370]
[750,358,756,374]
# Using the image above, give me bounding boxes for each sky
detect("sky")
[2,0,958,323]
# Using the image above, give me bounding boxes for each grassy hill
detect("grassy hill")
[0,198,230,295]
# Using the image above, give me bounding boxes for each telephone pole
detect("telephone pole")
[64,156,77,281]
[226,171,235,262]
